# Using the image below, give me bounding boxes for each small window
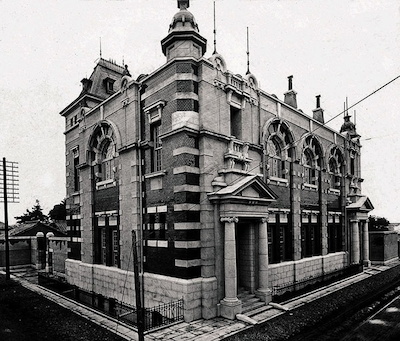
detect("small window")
[104,78,116,94]
[230,106,242,139]
[151,121,162,172]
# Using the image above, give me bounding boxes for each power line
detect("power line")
[181,73,400,212]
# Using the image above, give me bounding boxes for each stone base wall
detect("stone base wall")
[65,259,218,322]
[269,252,348,288]
[370,231,399,264]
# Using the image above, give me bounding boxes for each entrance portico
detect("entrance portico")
[346,196,374,266]
[208,175,277,320]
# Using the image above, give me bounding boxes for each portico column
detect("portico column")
[256,215,272,304]
[220,216,242,320]
[362,221,371,267]
[351,219,360,264]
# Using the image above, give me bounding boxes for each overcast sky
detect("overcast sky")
[1,0,399,224]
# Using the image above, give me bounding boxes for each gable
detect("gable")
[241,186,260,198]
[208,175,277,204]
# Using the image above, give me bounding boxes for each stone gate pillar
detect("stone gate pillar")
[362,221,371,267]
[220,216,241,320]
[351,219,360,264]
[256,215,272,304]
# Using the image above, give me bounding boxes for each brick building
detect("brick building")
[60,0,373,322]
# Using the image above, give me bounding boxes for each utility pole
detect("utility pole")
[132,230,145,341]
[0,158,19,281]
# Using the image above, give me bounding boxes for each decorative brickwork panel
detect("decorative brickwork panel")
[173,230,200,241]
[177,80,193,92]
[327,193,341,210]
[173,173,200,186]
[172,211,201,223]
[177,99,198,112]
[176,62,193,73]
[301,190,320,210]
[267,184,290,209]
[173,154,199,168]
[174,192,200,204]
[94,186,119,212]
[175,248,201,260]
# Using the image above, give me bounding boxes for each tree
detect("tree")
[15,199,48,223]
[48,199,66,221]
[368,215,390,231]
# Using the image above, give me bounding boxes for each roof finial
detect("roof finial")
[246,27,250,75]
[213,0,218,54]
[178,0,189,10]
[99,37,102,59]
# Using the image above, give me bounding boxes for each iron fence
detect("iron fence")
[117,298,184,331]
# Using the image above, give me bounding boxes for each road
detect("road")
[341,295,400,341]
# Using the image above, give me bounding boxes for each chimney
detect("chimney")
[312,95,324,124]
[284,75,297,108]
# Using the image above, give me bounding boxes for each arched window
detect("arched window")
[101,141,114,181]
[328,147,343,190]
[304,149,315,184]
[267,137,283,178]
[264,120,294,180]
[302,135,323,186]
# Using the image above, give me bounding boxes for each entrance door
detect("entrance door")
[236,222,257,294]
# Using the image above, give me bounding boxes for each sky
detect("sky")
[0,0,399,224]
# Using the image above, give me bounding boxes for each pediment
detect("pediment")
[208,175,277,204]
[347,196,374,212]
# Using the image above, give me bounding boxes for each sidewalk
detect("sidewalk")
[4,260,400,341]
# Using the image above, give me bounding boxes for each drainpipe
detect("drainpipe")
[137,83,145,308]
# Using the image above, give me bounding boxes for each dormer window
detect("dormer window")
[103,77,116,94]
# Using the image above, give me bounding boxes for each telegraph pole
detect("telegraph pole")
[0,158,19,281]
[2,158,10,280]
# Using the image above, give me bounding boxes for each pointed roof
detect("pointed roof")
[0,221,67,238]
[346,196,374,212]
[208,175,277,205]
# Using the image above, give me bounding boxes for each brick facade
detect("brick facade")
[60,1,373,322]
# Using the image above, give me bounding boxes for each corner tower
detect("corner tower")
[161,0,207,61]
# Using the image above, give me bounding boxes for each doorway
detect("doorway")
[236,221,258,294]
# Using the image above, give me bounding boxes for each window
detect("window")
[102,142,114,181]
[328,214,343,253]
[267,138,285,178]
[302,136,323,186]
[301,213,322,258]
[230,106,242,139]
[267,213,293,264]
[304,149,316,185]
[73,154,80,192]
[151,121,162,172]
[104,78,116,94]
[96,215,119,267]
[264,120,294,181]
[328,147,343,190]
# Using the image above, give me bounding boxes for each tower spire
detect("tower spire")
[246,27,250,75]
[99,37,102,59]
[213,0,217,54]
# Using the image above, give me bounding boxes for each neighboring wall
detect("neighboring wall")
[0,237,33,268]
[369,231,399,264]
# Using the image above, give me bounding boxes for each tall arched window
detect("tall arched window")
[101,141,114,181]
[302,135,323,186]
[267,137,283,178]
[264,120,294,180]
[328,147,343,190]
[304,149,315,184]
